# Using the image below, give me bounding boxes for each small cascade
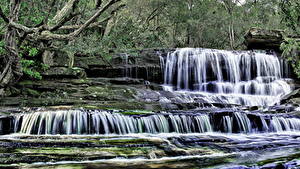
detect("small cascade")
[0,120,2,134]
[162,48,293,106]
[121,53,132,78]
[11,110,300,135]
[222,116,232,133]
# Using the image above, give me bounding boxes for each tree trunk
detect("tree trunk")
[0,0,22,96]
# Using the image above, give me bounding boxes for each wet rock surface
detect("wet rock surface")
[0,47,300,169]
[281,88,300,105]
[0,78,162,110]
[42,67,87,79]
[0,133,300,168]
[0,77,249,111]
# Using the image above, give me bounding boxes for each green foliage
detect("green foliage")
[0,40,6,55]
[19,44,48,80]
[280,1,300,34]
[98,0,285,49]
[281,38,300,78]
[0,0,297,83]
[20,59,42,80]
[19,1,49,26]
[29,48,39,57]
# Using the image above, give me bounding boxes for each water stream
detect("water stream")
[1,48,299,168]
[11,110,300,135]
[161,48,293,106]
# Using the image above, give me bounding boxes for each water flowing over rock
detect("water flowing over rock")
[161,48,293,106]
[10,110,300,135]
[0,47,300,168]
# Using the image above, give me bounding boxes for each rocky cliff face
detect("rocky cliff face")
[0,46,298,111]
[244,28,284,51]
[244,27,300,52]
[87,48,172,83]
[0,48,178,111]
[41,48,170,83]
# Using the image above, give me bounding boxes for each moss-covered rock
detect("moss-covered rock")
[22,88,40,97]
[42,67,86,79]
[85,86,136,100]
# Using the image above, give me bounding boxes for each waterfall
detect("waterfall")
[12,110,300,135]
[162,48,292,106]
[0,120,2,134]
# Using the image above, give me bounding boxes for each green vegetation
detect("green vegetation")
[0,0,299,90]
[120,110,152,115]
[0,40,5,55]
[100,0,285,50]
[281,38,300,77]
[255,152,300,167]
[279,1,300,77]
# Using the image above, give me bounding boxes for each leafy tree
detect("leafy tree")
[0,0,123,95]
[0,0,297,91]
[280,0,300,34]
[279,0,300,77]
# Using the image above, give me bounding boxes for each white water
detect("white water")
[13,110,300,135]
[162,48,293,106]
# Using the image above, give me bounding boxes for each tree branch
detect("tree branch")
[71,0,121,37]
[9,21,39,33]
[13,0,122,41]
[49,0,80,28]
[51,2,124,31]
[111,3,125,15]
[58,19,108,30]
[50,12,79,31]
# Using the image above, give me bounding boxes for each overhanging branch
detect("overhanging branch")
[58,19,107,31]
[6,0,123,41]
[9,22,39,33]
[49,0,80,29]
[58,3,125,31]
[71,0,121,37]
[50,12,79,31]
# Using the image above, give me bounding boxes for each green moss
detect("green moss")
[255,152,300,166]
[79,105,102,110]
[28,164,84,169]
[18,80,34,86]
[85,85,137,101]
[120,110,152,115]
[98,147,152,156]
[23,88,40,97]
[70,79,91,84]
[0,112,10,115]
[98,138,148,145]
[95,102,146,110]
[13,146,154,159]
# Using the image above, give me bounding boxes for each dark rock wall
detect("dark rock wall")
[42,48,170,83]
[244,27,284,51]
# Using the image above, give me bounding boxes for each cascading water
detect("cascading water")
[0,48,299,168]
[161,48,293,106]
[11,110,300,135]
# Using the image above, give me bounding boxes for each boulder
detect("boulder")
[74,53,110,69]
[42,48,169,83]
[244,27,284,51]
[42,67,86,79]
[281,88,300,104]
[51,50,71,67]
[244,27,300,51]
[93,48,174,83]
